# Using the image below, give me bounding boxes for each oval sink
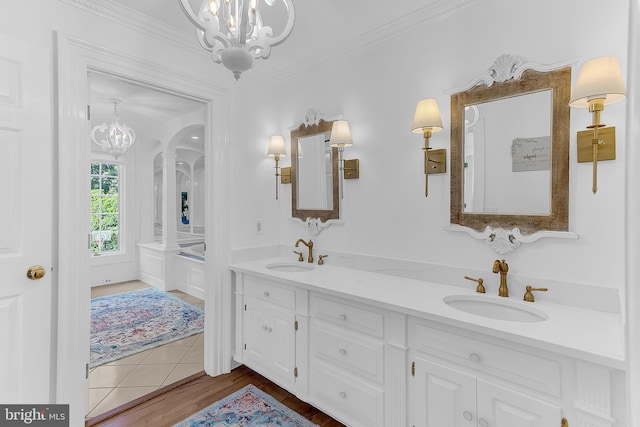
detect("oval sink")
[265,262,315,272]
[443,295,548,322]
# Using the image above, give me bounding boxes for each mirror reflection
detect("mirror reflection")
[463,90,552,215]
[296,132,333,210]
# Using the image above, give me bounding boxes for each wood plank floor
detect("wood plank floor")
[87,365,345,427]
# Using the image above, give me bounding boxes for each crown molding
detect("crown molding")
[58,0,201,55]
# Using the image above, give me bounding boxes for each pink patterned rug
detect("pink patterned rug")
[90,288,204,368]
[173,384,318,427]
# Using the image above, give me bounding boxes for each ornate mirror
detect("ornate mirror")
[291,112,340,226]
[449,55,576,253]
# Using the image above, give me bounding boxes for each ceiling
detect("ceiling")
[99,0,470,80]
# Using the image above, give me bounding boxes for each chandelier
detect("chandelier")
[90,98,136,158]
[178,0,295,80]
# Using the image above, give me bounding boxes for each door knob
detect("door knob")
[27,265,46,280]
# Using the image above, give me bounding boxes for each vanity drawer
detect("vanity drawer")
[411,322,562,397]
[311,319,384,383]
[310,361,384,427]
[311,294,384,338]
[244,276,296,310]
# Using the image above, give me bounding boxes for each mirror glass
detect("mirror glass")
[450,66,571,234]
[291,119,339,222]
[463,90,551,215]
[296,132,333,210]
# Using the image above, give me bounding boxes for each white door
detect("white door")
[413,356,476,427]
[477,379,562,427]
[0,33,53,403]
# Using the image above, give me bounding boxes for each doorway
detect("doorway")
[56,33,233,426]
[86,71,208,417]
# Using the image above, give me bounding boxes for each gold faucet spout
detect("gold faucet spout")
[295,239,314,263]
[492,259,509,297]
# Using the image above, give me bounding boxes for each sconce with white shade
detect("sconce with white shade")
[570,56,626,194]
[267,135,287,200]
[412,98,445,197]
[329,120,359,198]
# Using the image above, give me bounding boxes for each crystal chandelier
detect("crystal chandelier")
[178,0,295,80]
[90,98,136,158]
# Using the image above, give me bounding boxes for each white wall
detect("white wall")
[231,0,629,293]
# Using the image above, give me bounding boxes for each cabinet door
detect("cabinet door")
[477,379,562,427]
[413,355,477,427]
[244,298,297,386]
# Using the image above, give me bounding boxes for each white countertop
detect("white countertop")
[230,257,625,369]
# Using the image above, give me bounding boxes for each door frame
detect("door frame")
[56,32,232,424]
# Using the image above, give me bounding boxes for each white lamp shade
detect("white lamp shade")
[570,56,627,108]
[329,120,353,148]
[267,135,287,157]
[412,98,444,133]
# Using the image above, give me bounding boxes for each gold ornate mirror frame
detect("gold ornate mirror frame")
[450,57,571,236]
[291,118,340,223]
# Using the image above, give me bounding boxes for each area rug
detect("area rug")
[173,384,318,427]
[90,287,204,368]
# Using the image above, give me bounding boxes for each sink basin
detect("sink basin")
[265,262,315,272]
[443,295,548,322]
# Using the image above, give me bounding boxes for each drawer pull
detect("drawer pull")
[339,314,347,321]
[339,391,347,399]
[338,348,347,356]
[463,411,473,421]
[263,291,270,297]
[478,418,489,427]
[469,353,480,363]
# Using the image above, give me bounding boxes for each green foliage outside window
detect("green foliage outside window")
[90,162,120,253]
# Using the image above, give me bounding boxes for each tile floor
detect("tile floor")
[87,281,204,418]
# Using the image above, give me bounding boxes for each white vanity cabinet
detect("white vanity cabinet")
[234,273,308,394]
[409,319,564,427]
[309,293,387,427]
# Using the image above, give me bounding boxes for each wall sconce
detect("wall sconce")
[570,56,626,194]
[329,120,359,198]
[267,135,287,200]
[412,98,445,197]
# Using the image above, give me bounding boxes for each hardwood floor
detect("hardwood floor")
[87,365,345,427]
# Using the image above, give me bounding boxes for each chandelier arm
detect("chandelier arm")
[178,0,208,31]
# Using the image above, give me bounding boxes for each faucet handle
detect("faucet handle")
[318,255,328,265]
[464,276,486,293]
[293,250,303,262]
[523,285,548,302]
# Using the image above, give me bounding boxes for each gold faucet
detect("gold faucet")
[523,285,548,302]
[293,251,303,262]
[464,276,486,293]
[492,259,509,297]
[295,239,313,263]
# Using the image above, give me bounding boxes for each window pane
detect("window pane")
[91,163,100,175]
[102,164,118,176]
[102,177,118,194]
[90,162,120,254]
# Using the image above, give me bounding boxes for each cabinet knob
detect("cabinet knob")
[463,411,473,421]
[469,353,480,363]
[478,418,489,427]
[339,391,347,399]
[263,291,270,297]
[339,314,347,321]
[339,348,347,356]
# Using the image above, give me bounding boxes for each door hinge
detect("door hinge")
[87,105,90,120]
[411,361,415,377]
[85,363,89,379]
[244,343,246,350]
[561,418,569,427]
[294,320,298,331]
[294,367,298,378]
[244,304,247,311]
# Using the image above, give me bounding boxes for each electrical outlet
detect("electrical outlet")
[256,219,263,234]
[104,279,112,284]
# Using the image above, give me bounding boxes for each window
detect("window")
[91,162,120,254]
